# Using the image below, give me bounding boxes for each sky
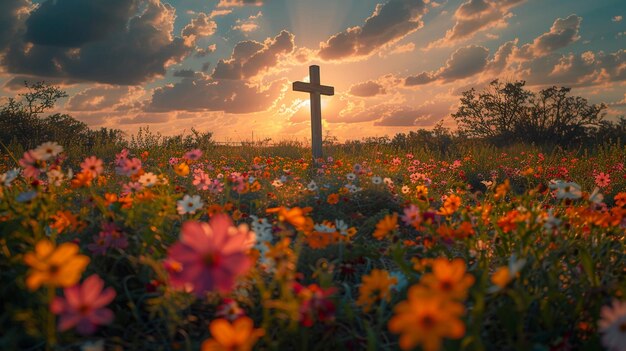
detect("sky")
[0,0,625,142]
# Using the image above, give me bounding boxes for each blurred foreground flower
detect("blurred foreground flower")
[356,269,397,312]
[598,299,626,351]
[202,317,264,351]
[24,240,90,290]
[166,215,254,296]
[51,274,116,335]
[373,213,398,240]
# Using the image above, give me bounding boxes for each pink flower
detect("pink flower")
[595,172,611,188]
[116,158,142,177]
[184,149,203,161]
[192,170,212,191]
[166,215,253,296]
[51,274,116,335]
[19,151,42,179]
[80,156,104,177]
[400,204,421,228]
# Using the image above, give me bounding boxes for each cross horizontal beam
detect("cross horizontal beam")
[293,81,335,96]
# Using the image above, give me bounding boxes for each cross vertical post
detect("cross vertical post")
[293,65,334,161]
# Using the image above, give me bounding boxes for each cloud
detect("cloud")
[516,14,581,58]
[2,0,192,85]
[233,11,262,33]
[3,75,79,91]
[612,16,622,22]
[172,69,196,77]
[147,76,287,113]
[118,113,171,124]
[348,80,387,97]
[195,44,217,57]
[485,39,517,73]
[0,0,32,52]
[212,30,294,80]
[428,0,525,48]
[66,86,144,111]
[405,45,489,85]
[388,42,416,55]
[217,0,263,7]
[181,12,217,44]
[318,0,427,61]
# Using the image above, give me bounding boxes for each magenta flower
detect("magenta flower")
[184,149,203,161]
[19,150,42,179]
[166,215,254,296]
[51,274,116,335]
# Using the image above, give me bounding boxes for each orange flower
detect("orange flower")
[104,193,118,206]
[267,206,313,233]
[491,266,512,288]
[388,285,466,351]
[455,221,475,239]
[327,193,339,205]
[50,210,81,235]
[23,240,90,290]
[615,192,626,208]
[201,317,264,351]
[305,231,332,249]
[439,194,461,216]
[174,162,190,177]
[71,170,93,188]
[495,179,511,200]
[356,269,398,312]
[420,258,475,300]
[373,213,398,240]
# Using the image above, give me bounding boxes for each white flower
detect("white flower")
[542,209,562,232]
[481,180,494,190]
[177,194,204,215]
[371,176,382,185]
[549,180,582,200]
[248,176,256,184]
[335,219,349,236]
[46,169,65,186]
[32,142,63,161]
[81,339,105,351]
[345,184,361,193]
[401,185,410,194]
[383,177,393,187]
[138,172,158,187]
[314,223,335,233]
[589,187,604,204]
[307,180,318,191]
[271,179,283,187]
[599,299,626,351]
[346,172,356,181]
[0,169,20,187]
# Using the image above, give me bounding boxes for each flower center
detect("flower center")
[79,305,91,315]
[420,314,436,329]
[204,253,221,267]
[620,321,626,333]
[49,264,60,276]
[440,280,453,291]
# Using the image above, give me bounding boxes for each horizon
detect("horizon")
[1,0,625,142]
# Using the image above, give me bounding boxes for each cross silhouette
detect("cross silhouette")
[293,65,334,160]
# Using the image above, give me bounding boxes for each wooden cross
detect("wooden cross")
[293,65,334,160]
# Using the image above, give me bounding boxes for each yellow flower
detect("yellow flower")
[495,179,511,200]
[439,194,461,216]
[202,317,264,351]
[415,185,429,199]
[356,269,398,312]
[23,239,90,290]
[373,213,398,240]
[420,258,475,300]
[388,285,466,351]
[174,162,190,177]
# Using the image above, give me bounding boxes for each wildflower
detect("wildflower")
[33,141,63,161]
[388,285,466,351]
[215,298,246,322]
[595,172,611,188]
[400,204,421,229]
[192,170,211,191]
[19,151,43,178]
[51,274,116,335]
[116,158,142,177]
[201,317,264,351]
[401,185,410,194]
[489,256,526,291]
[174,162,190,177]
[17,190,38,203]
[293,283,336,327]
[549,180,582,200]
[439,194,461,216]
[46,169,65,186]
[481,180,494,190]
[0,168,20,187]
[373,213,398,240]
[346,173,356,181]
[494,179,510,200]
[306,180,318,191]
[24,239,90,290]
[589,187,604,204]
[71,170,94,188]
[615,192,626,208]
[371,176,382,185]
[327,193,339,205]
[177,194,204,215]
[80,156,104,177]
[166,215,253,296]
[420,258,474,300]
[598,299,626,351]
[356,269,398,312]
[138,172,158,187]
[415,185,428,199]
[184,149,203,161]
[266,206,313,233]
[271,179,283,187]
[50,210,81,235]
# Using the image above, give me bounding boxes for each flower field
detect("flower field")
[1,141,625,351]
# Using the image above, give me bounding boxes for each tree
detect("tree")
[452,80,606,145]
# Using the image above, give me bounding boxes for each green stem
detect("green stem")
[47,286,57,350]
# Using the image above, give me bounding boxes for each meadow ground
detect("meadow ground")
[1,140,625,351]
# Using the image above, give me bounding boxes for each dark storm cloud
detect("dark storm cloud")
[405,72,435,86]
[2,0,192,85]
[348,80,387,97]
[212,30,294,80]
[147,76,286,113]
[173,69,196,78]
[24,0,135,47]
[318,0,427,61]
[0,0,31,52]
